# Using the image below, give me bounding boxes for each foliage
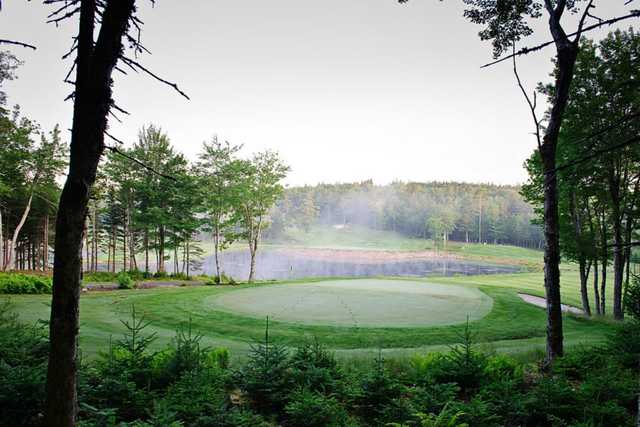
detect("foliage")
[276,181,543,249]
[624,274,640,320]
[1,299,638,426]
[284,389,349,427]
[117,271,135,289]
[0,301,48,426]
[0,272,52,294]
[235,321,292,414]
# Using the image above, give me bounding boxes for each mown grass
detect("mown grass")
[3,271,615,361]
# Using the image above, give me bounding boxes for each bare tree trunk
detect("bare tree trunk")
[5,192,34,271]
[214,219,221,282]
[610,174,625,320]
[539,30,579,363]
[593,258,601,315]
[144,229,149,273]
[45,1,136,425]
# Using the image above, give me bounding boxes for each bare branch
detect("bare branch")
[119,55,190,100]
[481,10,640,68]
[512,44,542,151]
[104,138,177,181]
[0,39,36,50]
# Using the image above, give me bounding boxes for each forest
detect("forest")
[272,181,544,248]
[1,1,640,426]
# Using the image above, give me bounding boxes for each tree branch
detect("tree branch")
[481,10,640,68]
[0,39,36,50]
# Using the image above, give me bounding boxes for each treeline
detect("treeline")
[86,127,288,282]
[270,181,544,248]
[0,97,289,281]
[522,29,640,320]
[0,52,67,272]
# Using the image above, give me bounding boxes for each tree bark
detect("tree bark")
[45,1,135,425]
[5,192,34,271]
[539,20,579,363]
[593,258,601,315]
[609,170,625,319]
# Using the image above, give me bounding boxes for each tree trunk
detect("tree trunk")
[158,226,165,273]
[144,229,149,273]
[541,144,564,363]
[538,34,579,364]
[45,1,136,425]
[579,258,591,316]
[593,258,601,315]
[610,176,625,320]
[5,192,34,271]
[600,208,608,315]
[214,219,221,282]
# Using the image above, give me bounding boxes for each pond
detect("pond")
[201,248,520,281]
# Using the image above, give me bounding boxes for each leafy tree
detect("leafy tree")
[197,136,243,282]
[235,151,289,282]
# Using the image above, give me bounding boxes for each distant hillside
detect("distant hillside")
[266,181,543,249]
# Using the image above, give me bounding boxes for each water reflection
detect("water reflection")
[202,249,520,281]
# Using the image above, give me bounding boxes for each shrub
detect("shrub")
[356,352,406,424]
[483,354,521,381]
[624,274,640,320]
[289,339,342,394]
[152,320,208,388]
[0,273,52,294]
[236,324,292,414]
[117,272,135,289]
[205,347,230,370]
[285,389,349,427]
[158,369,228,424]
[0,301,48,426]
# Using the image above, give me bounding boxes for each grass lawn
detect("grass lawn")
[3,270,617,362]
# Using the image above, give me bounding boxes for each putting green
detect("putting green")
[206,279,493,327]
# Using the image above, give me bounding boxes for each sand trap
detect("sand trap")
[518,293,584,315]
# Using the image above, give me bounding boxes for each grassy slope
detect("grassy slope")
[278,225,543,266]
[4,271,615,361]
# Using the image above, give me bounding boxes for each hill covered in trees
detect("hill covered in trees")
[269,181,544,249]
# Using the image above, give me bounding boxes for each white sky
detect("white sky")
[0,1,635,186]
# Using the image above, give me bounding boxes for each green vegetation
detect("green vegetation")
[2,299,638,426]
[522,29,640,319]
[0,272,51,294]
[280,225,543,265]
[3,274,615,358]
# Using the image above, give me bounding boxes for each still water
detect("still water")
[202,249,520,281]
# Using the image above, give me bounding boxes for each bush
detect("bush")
[0,301,48,426]
[0,273,52,294]
[356,352,406,424]
[624,274,640,320]
[205,272,236,286]
[289,339,342,394]
[205,347,230,370]
[285,389,349,427]
[236,326,292,414]
[117,272,135,289]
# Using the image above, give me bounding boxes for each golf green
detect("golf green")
[206,279,493,327]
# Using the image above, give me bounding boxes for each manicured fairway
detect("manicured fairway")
[2,272,616,360]
[207,279,493,327]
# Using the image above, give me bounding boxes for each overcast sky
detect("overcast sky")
[0,1,635,186]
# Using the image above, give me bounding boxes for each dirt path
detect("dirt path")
[518,293,584,315]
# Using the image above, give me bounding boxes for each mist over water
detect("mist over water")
[203,249,520,281]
